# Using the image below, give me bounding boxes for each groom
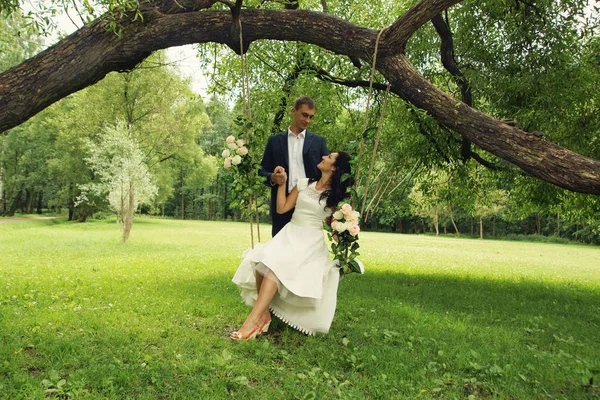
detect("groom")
[260,96,329,236]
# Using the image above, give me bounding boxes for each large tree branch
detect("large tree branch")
[377,55,600,194]
[0,9,373,134]
[380,0,462,54]
[431,13,473,161]
[1,4,599,194]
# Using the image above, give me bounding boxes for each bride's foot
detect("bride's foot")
[259,311,271,334]
[231,312,271,340]
[230,325,261,340]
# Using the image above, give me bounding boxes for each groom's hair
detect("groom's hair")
[293,96,316,110]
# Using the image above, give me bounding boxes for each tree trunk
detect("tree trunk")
[556,212,560,238]
[24,189,33,214]
[433,207,439,236]
[6,189,23,217]
[449,208,460,237]
[36,191,43,214]
[122,180,135,243]
[0,135,5,216]
[479,215,483,239]
[536,215,542,235]
[1,2,599,194]
[180,168,185,220]
[492,215,496,238]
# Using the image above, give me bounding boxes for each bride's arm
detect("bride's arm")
[277,184,299,214]
[276,169,299,214]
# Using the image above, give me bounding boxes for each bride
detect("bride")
[231,151,353,339]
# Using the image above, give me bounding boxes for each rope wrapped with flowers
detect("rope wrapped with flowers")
[324,202,365,276]
[221,130,265,246]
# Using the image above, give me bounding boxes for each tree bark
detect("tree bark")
[0,2,599,193]
[479,215,484,239]
[6,189,23,217]
[431,13,473,161]
[123,180,135,243]
[24,189,32,213]
[36,191,43,214]
[449,207,460,237]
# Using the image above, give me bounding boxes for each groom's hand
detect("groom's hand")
[272,166,287,186]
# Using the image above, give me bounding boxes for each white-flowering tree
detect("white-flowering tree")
[78,122,157,242]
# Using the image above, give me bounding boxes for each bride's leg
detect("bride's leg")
[255,271,264,295]
[237,278,277,335]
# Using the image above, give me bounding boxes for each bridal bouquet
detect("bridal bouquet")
[324,203,365,276]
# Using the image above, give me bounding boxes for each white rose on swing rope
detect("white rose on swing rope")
[232,155,242,165]
[237,146,248,156]
[222,149,231,158]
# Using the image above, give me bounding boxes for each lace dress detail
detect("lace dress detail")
[305,184,326,201]
[232,179,340,335]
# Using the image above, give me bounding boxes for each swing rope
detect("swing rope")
[354,27,387,192]
[238,15,261,247]
[354,27,391,221]
[360,82,390,219]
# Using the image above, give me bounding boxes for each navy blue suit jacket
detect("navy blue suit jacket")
[260,131,329,236]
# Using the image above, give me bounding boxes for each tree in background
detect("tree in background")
[78,123,157,242]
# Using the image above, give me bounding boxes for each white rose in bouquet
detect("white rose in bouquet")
[334,221,347,233]
[222,149,231,158]
[341,203,353,214]
[232,155,242,165]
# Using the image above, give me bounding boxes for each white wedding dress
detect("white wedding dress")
[232,178,340,335]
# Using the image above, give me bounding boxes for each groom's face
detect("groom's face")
[291,104,315,132]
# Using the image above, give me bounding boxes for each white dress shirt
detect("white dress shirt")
[287,128,306,193]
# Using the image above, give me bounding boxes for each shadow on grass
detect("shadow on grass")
[147,268,600,345]
[339,270,599,340]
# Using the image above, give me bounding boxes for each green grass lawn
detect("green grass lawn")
[1,217,599,399]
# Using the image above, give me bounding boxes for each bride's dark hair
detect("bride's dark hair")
[310,151,354,209]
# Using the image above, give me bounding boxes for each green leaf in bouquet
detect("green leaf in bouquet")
[347,259,361,274]
[351,242,360,251]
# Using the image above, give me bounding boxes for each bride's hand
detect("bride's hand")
[273,166,287,185]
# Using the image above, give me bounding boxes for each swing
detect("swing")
[236,14,262,247]
[354,27,393,223]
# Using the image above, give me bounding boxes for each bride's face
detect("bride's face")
[317,153,338,172]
